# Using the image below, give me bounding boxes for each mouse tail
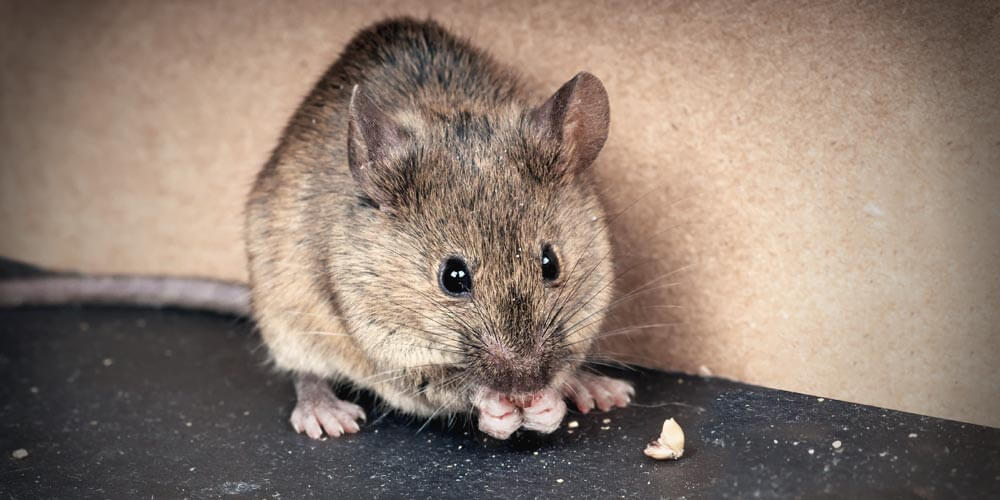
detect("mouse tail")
[0,275,251,317]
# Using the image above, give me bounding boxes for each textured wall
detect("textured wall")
[2,1,998,426]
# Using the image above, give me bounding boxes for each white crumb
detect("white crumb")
[832,440,842,449]
[11,449,28,459]
[908,433,918,438]
[102,358,113,367]
[601,418,611,424]
[567,420,579,429]
[644,418,685,460]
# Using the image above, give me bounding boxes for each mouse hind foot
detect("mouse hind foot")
[290,374,366,439]
[561,371,634,414]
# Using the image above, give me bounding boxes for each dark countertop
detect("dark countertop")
[1,306,997,499]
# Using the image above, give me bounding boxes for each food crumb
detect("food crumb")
[533,451,538,456]
[773,439,778,444]
[808,448,815,455]
[832,440,842,449]
[556,479,564,484]
[817,397,825,402]
[567,420,579,429]
[697,365,714,377]
[601,418,611,424]
[600,426,611,430]
[11,448,28,459]
[908,433,918,438]
[644,418,685,460]
[102,358,113,367]
[185,422,193,427]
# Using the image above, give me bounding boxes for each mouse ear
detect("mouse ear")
[529,72,610,176]
[347,84,410,210]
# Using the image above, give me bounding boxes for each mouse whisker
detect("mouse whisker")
[557,264,691,338]
[558,280,683,342]
[559,323,683,349]
[416,391,461,434]
[563,354,638,372]
[379,318,482,353]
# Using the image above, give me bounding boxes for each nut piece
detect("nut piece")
[644,418,685,460]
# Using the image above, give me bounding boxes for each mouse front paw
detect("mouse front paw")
[291,374,366,440]
[473,388,523,440]
[519,388,567,434]
[561,372,634,413]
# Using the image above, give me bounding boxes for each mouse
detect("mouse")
[0,17,634,440]
[246,17,632,440]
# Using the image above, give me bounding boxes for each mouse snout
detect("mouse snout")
[479,344,553,397]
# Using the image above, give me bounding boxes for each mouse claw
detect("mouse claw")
[473,387,523,440]
[521,389,567,434]
[561,372,634,413]
[291,374,366,440]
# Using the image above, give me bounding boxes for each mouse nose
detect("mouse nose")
[481,348,552,395]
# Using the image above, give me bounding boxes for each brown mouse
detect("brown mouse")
[0,17,633,440]
[245,17,632,439]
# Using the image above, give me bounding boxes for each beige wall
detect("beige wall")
[2,1,998,426]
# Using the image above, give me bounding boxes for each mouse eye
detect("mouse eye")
[541,244,560,282]
[439,257,472,296]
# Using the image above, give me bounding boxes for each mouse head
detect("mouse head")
[344,72,613,400]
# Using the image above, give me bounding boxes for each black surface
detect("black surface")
[1,306,998,499]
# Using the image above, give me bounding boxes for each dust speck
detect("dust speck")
[102,358,113,367]
[556,479,564,484]
[219,482,260,495]
[808,448,815,455]
[908,432,917,438]
[11,448,28,459]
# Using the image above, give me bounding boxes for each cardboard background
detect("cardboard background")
[2,1,998,426]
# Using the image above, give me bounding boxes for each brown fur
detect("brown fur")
[245,18,613,416]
